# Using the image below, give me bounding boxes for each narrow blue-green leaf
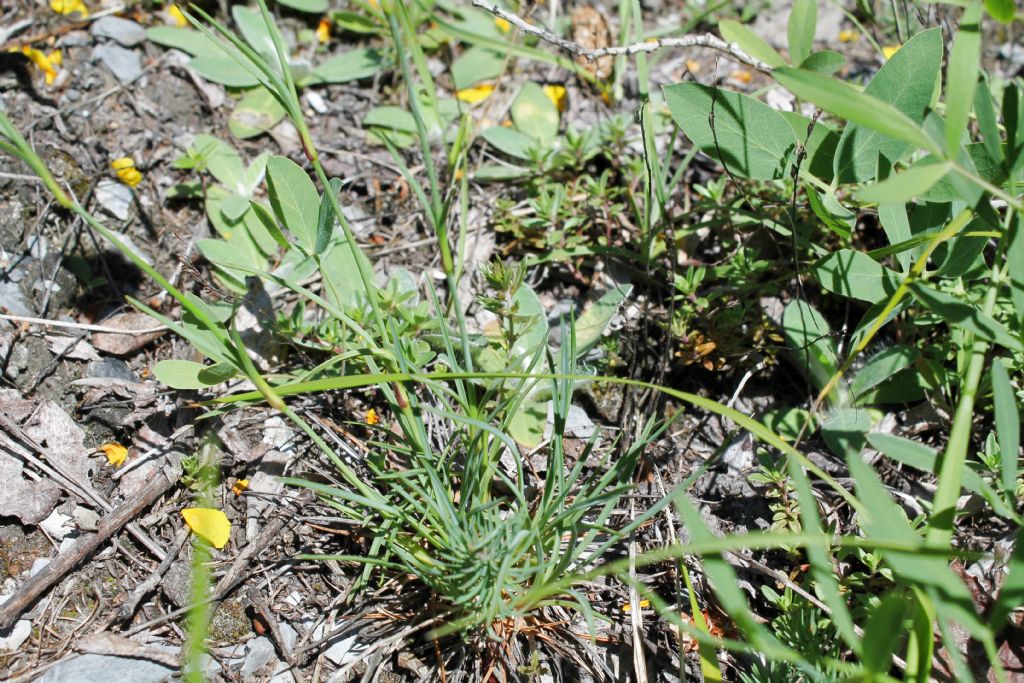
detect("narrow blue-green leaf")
[991,358,1020,497]
[856,162,952,203]
[945,5,982,155]
[787,0,817,67]
[718,20,786,67]
[850,345,920,399]
[309,48,387,85]
[867,432,989,497]
[799,50,844,74]
[878,202,912,271]
[974,74,1003,163]
[154,359,224,389]
[248,201,290,250]
[773,66,941,158]
[908,281,1024,352]
[266,156,319,253]
[315,177,342,255]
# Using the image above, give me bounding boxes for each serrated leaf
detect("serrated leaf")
[266,156,319,254]
[718,19,786,68]
[814,249,901,303]
[664,82,797,180]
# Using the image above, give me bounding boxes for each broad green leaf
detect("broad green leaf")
[276,0,327,12]
[974,74,1002,163]
[773,64,941,183]
[511,82,559,146]
[807,187,853,238]
[249,201,290,250]
[908,281,1024,352]
[821,407,871,457]
[266,156,320,254]
[856,162,952,203]
[232,5,276,59]
[197,361,236,385]
[573,283,633,356]
[508,398,548,448]
[220,193,250,222]
[319,237,373,312]
[861,590,909,674]
[850,345,920,400]
[481,126,537,161]
[921,143,1003,203]
[154,359,227,389]
[194,134,245,189]
[197,236,264,288]
[983,0,1015,23]
[146,26,224,57]
[944,5,982,155]
[785,28,942,182]
[451,45,506,89]
[799,50,844,74]
[329,10,379,34]
[309,48,386,84]
[787,0,817,67]
[781,300,839,395]
[814,249,901,303]
[363,106,417,133]
[188,56,261,88]
[664,83,797,180]
[780,111,839,181]
[229,86,287,139]
[315,177,342,256]
[510,283,548,369]
[472,163,531,181]
[718,20,786,68]
[991,358,1020,498]
[762,407,814,442]
[878,201,912,271]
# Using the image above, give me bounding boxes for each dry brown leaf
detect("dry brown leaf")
[90,312,165,355]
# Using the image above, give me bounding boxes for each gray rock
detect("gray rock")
[37,653,174,683]
[91,16,146,47]
[86,357,138,383]
[94,179,133,221]
[241,637,277,677]
[0,281,32,317]
[92,44,142,83]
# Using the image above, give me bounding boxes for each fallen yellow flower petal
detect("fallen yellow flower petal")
[231,478,249,496]
[181,508,231,549]
[495,17,511,33]
[455,83,495,104]
[50,0,89,16]
[316,18,331,43]
[837,29,859,43]
[685,59,701,74]
[111,157,143,188]
[882,45,901,60]
[20,47,61,86]
[623,599,650,612]
[730,69,753,84]
[542,84,568,113]
[365,408,380,425]
[168,3,187,26]
[98,442,128,467]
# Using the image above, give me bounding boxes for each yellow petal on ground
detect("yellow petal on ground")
[685,59,701,73]
[882,45,901,60]
[168,4,187,26]
[181,508,231,549]
[98,442,128,467]
[730,69,753,84]
[542,84,568,112]
[455,83,495,104]
[494,17,511,33]
[365,408,380,425]
[837,29,859,43]
[50,0,89,16]
[20,47,59,86]
[111,157,143,187]
[231,478,249,496]
[316,18,331,43]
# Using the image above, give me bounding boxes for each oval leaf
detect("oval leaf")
[266,156,319,253]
